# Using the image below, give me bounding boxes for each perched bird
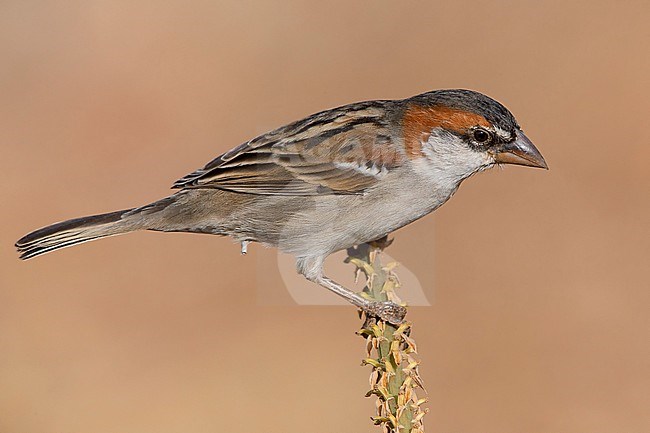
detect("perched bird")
[16,89,547,323]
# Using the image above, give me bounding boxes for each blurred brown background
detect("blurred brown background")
[1,1,648,432]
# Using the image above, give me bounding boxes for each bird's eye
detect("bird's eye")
[472,128,491,144]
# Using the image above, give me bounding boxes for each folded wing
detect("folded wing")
[173,101,405,195]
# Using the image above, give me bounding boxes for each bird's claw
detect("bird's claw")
[364,301,407,325]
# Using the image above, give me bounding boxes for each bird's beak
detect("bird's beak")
[494,130,548,169]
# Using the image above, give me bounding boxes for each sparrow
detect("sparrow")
[16,89,547,324]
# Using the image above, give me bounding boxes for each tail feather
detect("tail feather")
[16,209,136,260]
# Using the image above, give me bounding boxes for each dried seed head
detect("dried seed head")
[351,245,427,432]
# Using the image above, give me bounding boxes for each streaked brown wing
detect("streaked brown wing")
[172,101,405,195]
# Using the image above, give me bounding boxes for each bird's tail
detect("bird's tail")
[16,208,144,260]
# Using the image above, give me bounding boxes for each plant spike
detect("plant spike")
[346,239,428,433]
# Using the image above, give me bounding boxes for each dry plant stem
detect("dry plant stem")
[346,240,428,433]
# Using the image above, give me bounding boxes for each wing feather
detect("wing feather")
[172,101,405,195]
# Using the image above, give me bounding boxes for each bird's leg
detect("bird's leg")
[297,256,406,325]
[315,275,406,324]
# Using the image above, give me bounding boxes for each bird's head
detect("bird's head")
[402,89,547,184]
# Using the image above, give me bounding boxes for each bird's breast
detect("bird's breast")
[259,167,457,257]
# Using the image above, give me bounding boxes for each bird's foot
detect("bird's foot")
[363,301,407,325]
